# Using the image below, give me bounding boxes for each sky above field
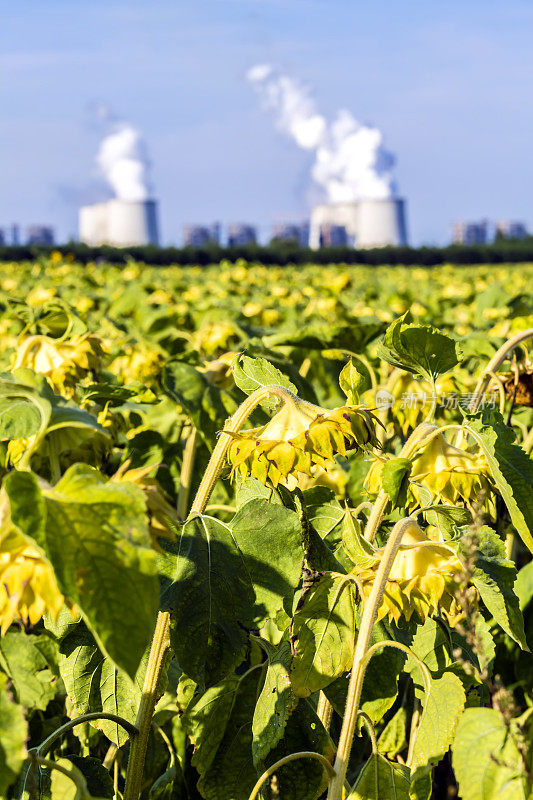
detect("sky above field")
[2,0,533,246]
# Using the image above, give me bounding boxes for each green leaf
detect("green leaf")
[64,757,114,799]
[0,672,27,797]
[161,514,255,688]
[50,757,88,800]
[0,631,60,711]
[263,699,335,800]
[377,312,462,380]
[197,668,261,800]
[423,505,472,539]
[6,466,159,679]
[233,354,296,413]
[183,674,241,777]
[465,526,528,649]
[409,672,465,789]
[378,707,408,759]
[290,573,356,696]
[347,753,410,800]
[252,640,297,768]
[339,359,369,403]
[0,371,52,440]
[342,510,379,570]
[381,458,412,509]
[230,499,303,624]
[453,708,531,800]
[516,561,533,610]
[58,622,144,747]
[302,486,345,539]
[462,412,533,553]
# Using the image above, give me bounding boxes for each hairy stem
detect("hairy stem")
[177,426,198,520]
[123,384,299,800]
[469,327,533,414]
[327,516,415,800]
[317,691,334,733]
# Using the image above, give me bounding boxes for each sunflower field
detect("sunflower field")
[0,256,532,800]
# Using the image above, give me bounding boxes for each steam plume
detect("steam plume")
[247,64,397,203]
[96,119,153,202]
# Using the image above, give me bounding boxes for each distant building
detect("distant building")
[272,222,310,247]
[452,220,489,245]
[0,229,5,246]
[496,221,528,240]
[318,223,349,248]
[183,223,220,247]
[79,200,159,247]
[27,225,55,245]
[227,223,257,247]
[10,224,20,246]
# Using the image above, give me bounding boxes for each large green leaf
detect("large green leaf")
[161,514,255,688]
[347,753,410,800]
[263,699,335,800]
[302,486,344,540]
[6,466,159,679]
[233,354,296,413]
[0,672,27,797]
[0,630,60,711]
[462,413,533,553]
[453,708,531,800]
[230,499,303,624]
[58,622,144,747]
[252,640,297,768]
[290,573,356,696]
[409,671,465,789]
[0,370,51,440]
[183,674,241,777]
[377,312,462,380]
[197,668,260,800]
[464,526,528,649]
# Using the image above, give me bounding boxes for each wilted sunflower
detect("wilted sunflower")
[0,495,67,634]
[227,396,380,487]
[410,433,492,506]
[352,521,465,625]
[13,333,103,395]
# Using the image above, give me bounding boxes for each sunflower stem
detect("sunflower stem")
[326,516,415,800]
[317,691,334,732]
[177,426,197,520]
[123,384,298,800]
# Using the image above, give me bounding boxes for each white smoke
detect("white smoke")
[96,120,153,202]
[247,65,397,203]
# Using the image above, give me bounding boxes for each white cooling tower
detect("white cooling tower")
[79,199,159,247]
[309,199,407,249]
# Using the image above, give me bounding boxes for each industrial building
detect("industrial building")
[79,199,159,247]
[27,225,55,245]
[309,198,408,249]
[227,223,257,246]
[272,222,310,247]
[183,223,220,247]
[452,220,489,245]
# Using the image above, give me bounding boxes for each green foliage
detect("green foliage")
[381,458,412,509]
[377,312,462,380]
[233,353,296,413]
[347,753,410,800]
[0,672,27,797]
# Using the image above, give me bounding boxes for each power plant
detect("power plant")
[79,199,159,247]
[309,198,408,249]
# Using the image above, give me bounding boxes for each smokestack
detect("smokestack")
[309,199,407,250]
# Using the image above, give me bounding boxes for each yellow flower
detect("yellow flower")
[0,493,67,634]
[13,334,103,394]
[192,321,237,356]
[352,522,465,625]
[227,396,379,487]
[410,434,492,506]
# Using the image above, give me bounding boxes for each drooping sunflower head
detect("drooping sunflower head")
[227,395,380,487]
[0,492,67,634]
[13,333,103,395]
[410,434,492,506]
[110,462,178,547]
[352,521,465,625]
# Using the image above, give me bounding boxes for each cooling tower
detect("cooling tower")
[79,200,159,247]
[356,199,407,248]
[309,199,408,249]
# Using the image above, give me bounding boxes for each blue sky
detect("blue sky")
[2,0,533,245]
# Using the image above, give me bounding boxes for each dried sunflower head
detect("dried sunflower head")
[352,521,465,625]
[227,396,379,487]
